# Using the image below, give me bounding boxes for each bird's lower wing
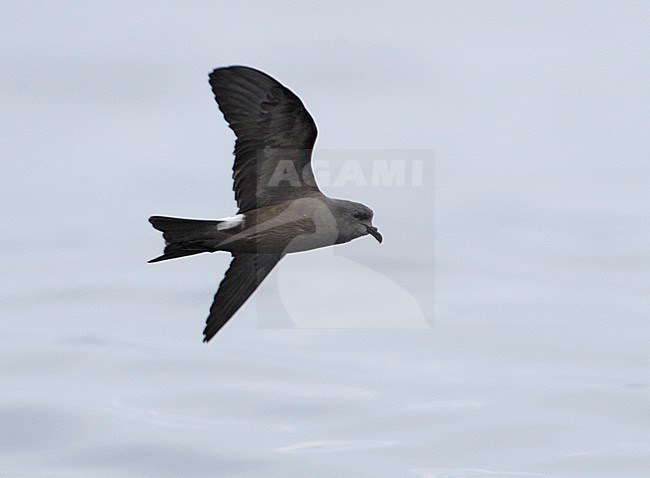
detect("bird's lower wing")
[203,253,283,342]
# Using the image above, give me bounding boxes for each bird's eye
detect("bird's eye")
[353,211,363,220]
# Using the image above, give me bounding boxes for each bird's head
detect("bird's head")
[333,200,383,244]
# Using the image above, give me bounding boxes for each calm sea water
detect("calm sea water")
[2,2,650,477]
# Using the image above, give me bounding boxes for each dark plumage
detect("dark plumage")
[149,66,382,342]
[209,67,320,212]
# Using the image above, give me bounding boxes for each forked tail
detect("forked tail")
[148,216,220,263]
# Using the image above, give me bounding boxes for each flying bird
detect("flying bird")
[149,66,382,342]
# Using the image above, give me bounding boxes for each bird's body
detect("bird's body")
[149,66,381,341]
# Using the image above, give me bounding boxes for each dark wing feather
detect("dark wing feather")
[202,253,283,342]
[209,66,321,212]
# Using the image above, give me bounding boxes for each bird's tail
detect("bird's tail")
[148,216,221,263]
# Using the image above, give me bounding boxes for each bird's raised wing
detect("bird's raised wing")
[203,253,283,342]
[209,66,321,213]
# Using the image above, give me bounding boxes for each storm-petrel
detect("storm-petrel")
[149,66,382,342]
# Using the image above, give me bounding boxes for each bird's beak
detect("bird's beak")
[365,225,383,243]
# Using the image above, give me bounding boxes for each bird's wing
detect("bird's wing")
[203,253,283,342]
[209,66,321,213]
